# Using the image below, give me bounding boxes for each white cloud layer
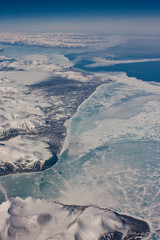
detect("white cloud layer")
[86,57,160,68]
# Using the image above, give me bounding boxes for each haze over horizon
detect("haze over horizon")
[0,0,160,34]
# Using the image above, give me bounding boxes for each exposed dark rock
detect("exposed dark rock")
[99,213,150,240]
[0,153,58,176]
[0,76,110,176]
[122,214,150,240]
[41,153,58,171]
[62,204,150,240]
[30,76,111,155]
[99,231,123,240]
[4,199,150,240]
[37,214,52,225]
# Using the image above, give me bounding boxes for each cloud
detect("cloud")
[86,57,160,68]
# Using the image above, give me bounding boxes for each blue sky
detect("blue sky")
[0,0,160,33]
[0,0,160,18]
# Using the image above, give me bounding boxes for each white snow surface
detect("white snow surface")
[0,197,127,240]
[0,136,52,166]
[0,49,100,171]
[0,33,126,49]
[0,72,53,169]
[0,54,72,72]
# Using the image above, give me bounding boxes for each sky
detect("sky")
[0,0,160,34]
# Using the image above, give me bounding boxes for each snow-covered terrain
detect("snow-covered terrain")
[0,197,150,240]
[0,52,110,175]
[0,33,125,49]
[0,54,72,72]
